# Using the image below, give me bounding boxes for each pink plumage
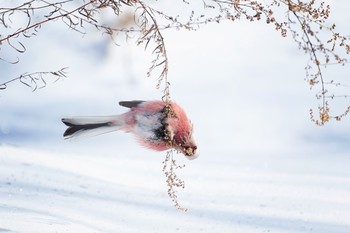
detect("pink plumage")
[62,100,198,160]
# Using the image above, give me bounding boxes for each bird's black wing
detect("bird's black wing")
[119,100,145,108]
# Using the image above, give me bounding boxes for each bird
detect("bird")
[62,100,198,160]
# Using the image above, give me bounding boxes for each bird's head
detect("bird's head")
[165,102,199,160]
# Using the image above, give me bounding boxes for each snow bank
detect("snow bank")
[1,145,349,233]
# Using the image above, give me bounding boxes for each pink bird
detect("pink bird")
[62,100,198,159]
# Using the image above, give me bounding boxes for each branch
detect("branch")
[0,68,68,92]
[137,1,170,103]
[162,150,187,212]
[0,0,98,44]
[292,10,328,124]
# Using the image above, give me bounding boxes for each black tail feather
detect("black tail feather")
[62,119,110,138]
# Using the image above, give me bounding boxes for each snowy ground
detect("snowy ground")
[1,145,349,233]
[1,2,350,232]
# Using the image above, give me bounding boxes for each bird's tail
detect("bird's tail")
[62,115,123,139]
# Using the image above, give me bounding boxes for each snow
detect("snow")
[1,145,349,233]
[1,1,350,232]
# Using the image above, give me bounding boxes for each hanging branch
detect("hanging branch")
[136,1,170,103]
[0,68,68,92]
[162,150,187,212]
[281,0,349,124]
[0,0,98,44]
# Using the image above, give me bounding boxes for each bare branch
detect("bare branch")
[137,1,171,103]
[162,150,187,212]
[0,67,68,92]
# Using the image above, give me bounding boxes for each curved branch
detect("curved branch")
[0,0,98,44]
[0,68,68,92]
[293,11,326,106]
[137,1,170,103]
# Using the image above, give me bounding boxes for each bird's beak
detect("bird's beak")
[185,152,199,160]
[183,146,199,160]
